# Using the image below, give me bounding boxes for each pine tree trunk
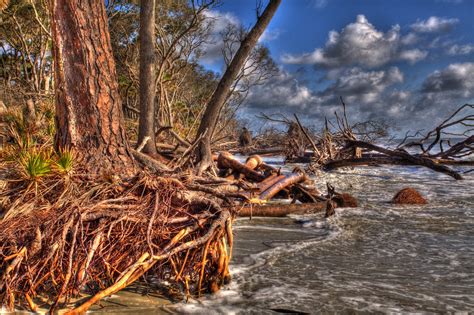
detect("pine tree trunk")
[194,0,281,174]
[50,0,134,174]
[137,0,158,154]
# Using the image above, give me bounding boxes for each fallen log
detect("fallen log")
[226,155,265,180]
[245,155,263,170]
[258,172,307,201]
[237,202,326,217]
[256,173,285,192]
[217,152,266,182]
[344,140,463,179]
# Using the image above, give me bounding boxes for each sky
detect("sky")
[198,0,474,134]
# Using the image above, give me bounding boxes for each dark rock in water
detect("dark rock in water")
[392,187,427,205]
[270,308,310,314]
[333,193,358,207]
[294,218,313,224]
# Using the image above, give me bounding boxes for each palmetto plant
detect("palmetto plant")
[19,148,52,181]
[55,147,74,174]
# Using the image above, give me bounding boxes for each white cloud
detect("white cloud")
[200,10,240,63]
[411,16,459,33]
[446,44,474,55]
[281,15,427,68]
[313,0,328,9]
[421,62,474,97]
[259,29,280,43]
[245,70,318,111]
[242,63,473,132]
[317,67,404,105]
[401,32,419,45]
[399,49,428,64]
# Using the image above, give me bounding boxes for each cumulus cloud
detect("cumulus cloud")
[401,32,419,45]
[411,16,459,33]
[316,67,404,105]
[243,66,405,126]
[281,15,427,68]
[200,10,240,63]
[200,10,279,64]
[421,62,474,97]
[446,44,474,55]
[245,71,317,111]
[242,63,473,132]
[399,49,429,64]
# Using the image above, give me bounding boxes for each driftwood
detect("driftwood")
[258,171,307,201]
[211,152,355,219]
[237,202,326,217]
[342,140,463,180]
[217,152,266,181]
[256,173,285,193]
[245,102,472,179]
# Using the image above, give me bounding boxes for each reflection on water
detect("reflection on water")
[170,162,474,314]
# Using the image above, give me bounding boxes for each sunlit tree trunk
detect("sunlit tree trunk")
[50,0,134,173]
[194,0,281,174]
[137,0,158,154]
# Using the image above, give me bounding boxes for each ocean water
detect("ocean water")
[170,159,474,314]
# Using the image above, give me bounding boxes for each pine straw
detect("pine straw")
[0,165,234,313]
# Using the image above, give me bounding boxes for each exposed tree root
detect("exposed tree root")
[0,168,234,313]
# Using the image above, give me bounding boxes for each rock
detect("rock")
[392,187,427,205]
[333,193,358,207]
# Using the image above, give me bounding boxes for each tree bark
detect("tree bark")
[194,0,282,174]
[137,0,158,154]
[50,0,134,174]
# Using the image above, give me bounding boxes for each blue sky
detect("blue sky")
[199,0,474,133]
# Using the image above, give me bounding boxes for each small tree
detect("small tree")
[194,0,281,174]
[137,0,157,154]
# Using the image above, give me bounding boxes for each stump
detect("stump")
[392,187,427,205]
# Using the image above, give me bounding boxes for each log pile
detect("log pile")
[212,152,356,218]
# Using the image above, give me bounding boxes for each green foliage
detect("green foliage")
[55,147,74,174]
[19,148,52,181]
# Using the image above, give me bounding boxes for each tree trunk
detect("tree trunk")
[137,0,158,154]
[50,0,134,174]
[194,0,281,174]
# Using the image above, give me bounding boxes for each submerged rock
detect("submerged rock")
[392,187,427,205]
[333,193,358,207]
